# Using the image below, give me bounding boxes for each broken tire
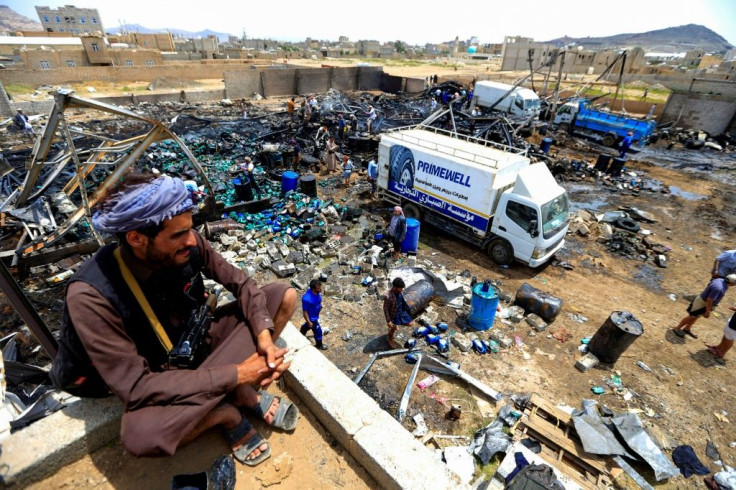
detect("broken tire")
[487,238,514,266]
[613,217,640,233]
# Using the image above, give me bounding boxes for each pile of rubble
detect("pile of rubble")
[568,207,670,265]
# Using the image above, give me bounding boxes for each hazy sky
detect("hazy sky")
[6,0,736,46]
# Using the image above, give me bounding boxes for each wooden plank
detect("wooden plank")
[523,415,610,474]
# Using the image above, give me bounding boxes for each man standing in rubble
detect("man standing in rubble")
[367,158,378,198]
[300,279,328,350]
[619,131,634,158]
[387,205,407,261]
[337,114,346,144]
[366,105,377,134]
[13,109,35,141]
[287,97,296,124]
[324,135,338,173]
[383,277,414,349]
[50,173,299,467]
[240,156,261,199]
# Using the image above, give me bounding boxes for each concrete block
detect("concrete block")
[526,313,548,332]
[507,306,525,323]
[0,397,123,486]
[451,332,473,353]
[575,353,600,372]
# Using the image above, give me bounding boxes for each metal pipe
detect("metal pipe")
[0,259,58,358]
[353,347,411,385]
[397,352,422,422]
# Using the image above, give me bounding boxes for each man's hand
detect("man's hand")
[235,352,290,388]
[387,321,394,329]
[256,329,285,369]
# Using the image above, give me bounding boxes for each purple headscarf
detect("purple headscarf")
[92,175,193,233]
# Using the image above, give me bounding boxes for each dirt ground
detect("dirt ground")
[284,136,736,486]
[30,383,378,489]
[3,80,735,488]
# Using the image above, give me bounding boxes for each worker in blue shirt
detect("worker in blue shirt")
[619,131,634,158]
[300,279,327,350]
[367,159,378,198]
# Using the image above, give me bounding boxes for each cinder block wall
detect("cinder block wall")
[260,69,297,98]
[225,66,386,99]
[332,67,358,91]
[0,81,16,117]
[223,69,263,99]
[297,68,330,94]
[358,67,383,90]
[660,92,736,134]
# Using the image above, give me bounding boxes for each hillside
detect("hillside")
[106,23,232,41]
[0,5,42,33]
[546,24,733,53]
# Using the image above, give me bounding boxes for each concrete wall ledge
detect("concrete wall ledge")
[0,396,123,486]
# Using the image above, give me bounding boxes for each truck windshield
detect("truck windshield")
[541,194,570,239]
[525,99,541,110]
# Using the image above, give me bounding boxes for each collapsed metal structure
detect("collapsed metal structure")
[1,89,213,263]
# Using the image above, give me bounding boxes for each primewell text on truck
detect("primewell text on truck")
[376,128,570,268]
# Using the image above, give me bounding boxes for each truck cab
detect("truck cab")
[489,165,570,267]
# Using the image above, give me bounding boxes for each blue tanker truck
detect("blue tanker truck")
[553,98,657,148]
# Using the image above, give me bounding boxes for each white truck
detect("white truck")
[472,81,541,118]
[377,128,569,267]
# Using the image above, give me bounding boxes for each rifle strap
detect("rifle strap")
[113,247,173,352]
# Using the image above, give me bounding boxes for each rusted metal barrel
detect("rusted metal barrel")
[205,219,243,240]
[588,311,643,364]
[403,279,435,317]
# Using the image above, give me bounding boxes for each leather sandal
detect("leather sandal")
[224,417,270,467]
[247,391,299,431]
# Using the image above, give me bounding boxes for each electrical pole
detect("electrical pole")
[550,50,566,121]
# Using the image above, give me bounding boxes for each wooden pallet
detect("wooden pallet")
[515,394,618,489]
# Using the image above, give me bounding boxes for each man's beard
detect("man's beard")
[144,241,189,268]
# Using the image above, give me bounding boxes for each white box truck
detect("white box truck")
[377,128,569,267]
[472,81,541,118]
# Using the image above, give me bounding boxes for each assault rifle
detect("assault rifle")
[169,286,221,369]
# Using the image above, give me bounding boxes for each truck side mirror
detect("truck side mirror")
[528,220,539,237]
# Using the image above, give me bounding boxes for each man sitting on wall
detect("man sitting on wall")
[51,173,299,467]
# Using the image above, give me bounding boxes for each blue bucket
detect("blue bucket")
[540,137,553,154]
[468,280,499,331]
[401,218,420,253]
[281,171,299,194]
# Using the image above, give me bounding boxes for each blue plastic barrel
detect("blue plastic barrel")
[540,137,553,154]
[281,171,299,194]
[468,280,499,331]
[401,218,420,253]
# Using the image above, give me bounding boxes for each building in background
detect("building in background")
[35,5,104,35]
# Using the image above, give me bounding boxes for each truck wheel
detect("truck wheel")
[602,134,616,147]
[389,146,415,188]
[487,238,514,266]
[403,202,423,221]
[557,122,569,133]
